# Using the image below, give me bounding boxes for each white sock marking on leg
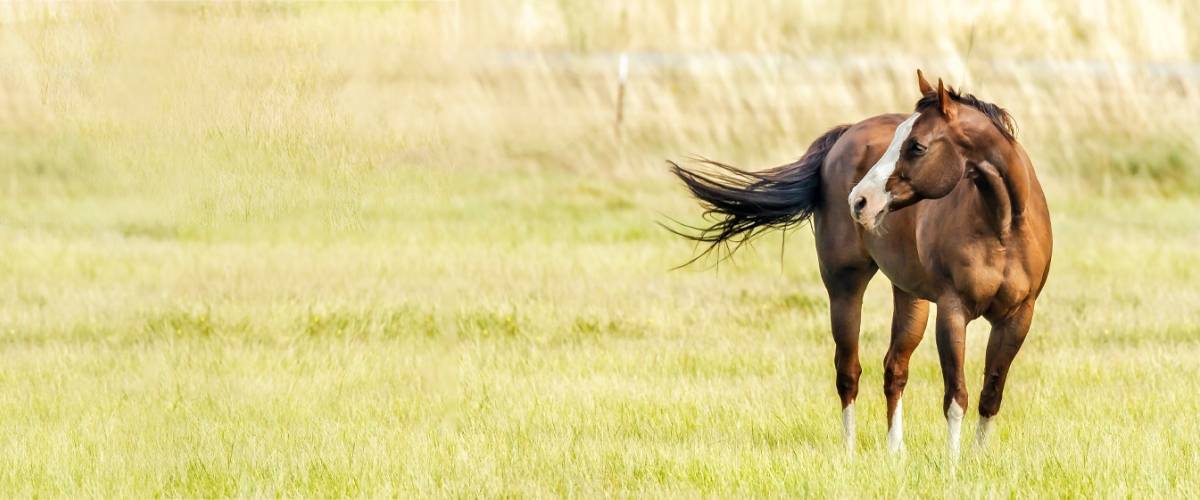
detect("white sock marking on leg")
[976,415,994,447]
[947,401,964,459]
[887,399,904,453]
[842,402,856,455]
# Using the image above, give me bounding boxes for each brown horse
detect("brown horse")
[671,70,1052,457]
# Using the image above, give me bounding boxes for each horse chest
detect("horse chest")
[942,241,1031,315]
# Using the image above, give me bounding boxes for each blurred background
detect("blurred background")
[2,1,1198,198]
[0,1,1198,496]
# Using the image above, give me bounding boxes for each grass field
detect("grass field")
[2,1,1199,497]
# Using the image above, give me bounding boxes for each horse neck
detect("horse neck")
[998,142,1033,218]
[971,139,1033,241]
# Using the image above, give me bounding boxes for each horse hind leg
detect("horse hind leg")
[977,303,1034,447]
[934,298,970,460]
[821,265,876,456]
[883,287,929,453]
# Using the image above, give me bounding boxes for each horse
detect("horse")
[670,70,1052,457]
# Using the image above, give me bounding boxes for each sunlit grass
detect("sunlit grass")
[1,1,1198,496]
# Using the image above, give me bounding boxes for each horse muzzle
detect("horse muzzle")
[848,185,891,231]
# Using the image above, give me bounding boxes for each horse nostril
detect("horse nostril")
[852,196,867,217]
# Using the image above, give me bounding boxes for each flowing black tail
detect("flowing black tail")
[668,124,850,260]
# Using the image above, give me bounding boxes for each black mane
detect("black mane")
[916,88,1017,142]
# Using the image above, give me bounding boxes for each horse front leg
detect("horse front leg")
[977,302,1034,447]
[934,297,970,460]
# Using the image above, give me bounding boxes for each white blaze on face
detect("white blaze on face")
[848,112,921,228]
[858,112,921,192]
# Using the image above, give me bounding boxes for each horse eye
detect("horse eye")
[908,142,926,157]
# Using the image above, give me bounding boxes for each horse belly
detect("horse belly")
[865,234,935,300]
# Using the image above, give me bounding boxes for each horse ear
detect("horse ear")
[937,78,957,120]
[917,69,934,95]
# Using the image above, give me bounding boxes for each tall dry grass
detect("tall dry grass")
[1,1,1198,198]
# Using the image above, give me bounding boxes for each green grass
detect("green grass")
[3,161,1198,496]
[2,2,1199,497]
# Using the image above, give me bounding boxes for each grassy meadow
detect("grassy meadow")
[1,1,1199,497]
